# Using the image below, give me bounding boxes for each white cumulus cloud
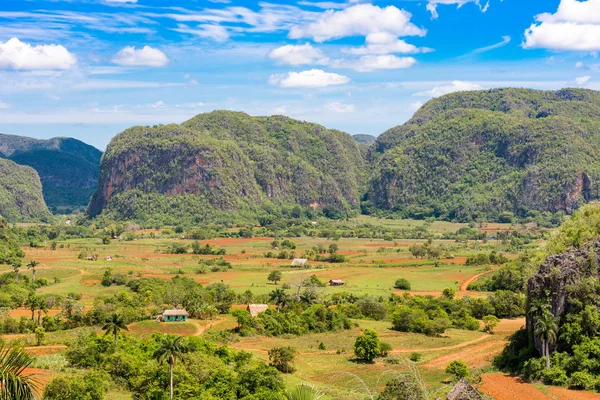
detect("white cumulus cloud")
[325,101,355,113]
[414,81,483,97]
[112,46,169,67]
[524,0,600,51]
[268,44,328,66]
[343,32,433,55]
[0,101,10,109]
[0,37,76,70]
[288,4,425,43]
[269,69,350,88]
[341,55,417,72]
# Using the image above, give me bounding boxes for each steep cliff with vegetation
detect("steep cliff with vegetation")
[0,158,51,221]
[88,111,365,224]
[368,88,600,221]
[0,134,102,209]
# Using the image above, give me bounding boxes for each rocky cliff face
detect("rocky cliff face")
[527,237,600,353]
[88,111,365,220]
[0,158,51,221]
[368,88,600,221]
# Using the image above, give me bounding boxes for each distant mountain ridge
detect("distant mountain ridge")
[367,88,600,221]
[0,134,102,209]
[88,111,365,223]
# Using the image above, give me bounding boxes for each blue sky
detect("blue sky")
[0,0,598,149]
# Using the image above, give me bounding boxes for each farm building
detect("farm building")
[161,309,189,322]
[247,304,269,317]
[446,379,481,400]
[329,279,345,286]
[291,258,308,267]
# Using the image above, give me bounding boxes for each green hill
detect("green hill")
[0,158,51,222]
[0,134,102,209]
[353,134,377,146]
[88,111,365,223]
[367,88,600,221]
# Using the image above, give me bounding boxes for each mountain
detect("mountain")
[87,111,365,223]
[353,134,377,146]
[0,158,51,221]
[0,134,102,209]
[367,88,600,221]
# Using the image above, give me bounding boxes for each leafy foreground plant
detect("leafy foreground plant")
[278,383,325,400]
[0,344,40,400]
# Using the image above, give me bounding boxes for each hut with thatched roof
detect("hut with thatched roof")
[446,379,482,400]
[247,304,268,318]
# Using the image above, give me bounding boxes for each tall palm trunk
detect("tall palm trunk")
[31,308,35,320]
[32,269,36,284]
[114,331,118,347]
[545,340,550,369]
[37,310,42,325]
[169,362,174,400]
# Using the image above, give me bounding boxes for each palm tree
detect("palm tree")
[269,288,288,311]
[27,261,39,286]
[0,343,40,400]
[529,299,551,318]
[24,292,39,321]
[278,384,325,400]
[534,309,558,369]
[102,313,128,347]
[153,335,188,400]
[11,260,21,282]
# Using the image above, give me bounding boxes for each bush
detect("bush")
[569,371,595,390]
[445,360,470,380]
[410,352,422,362]
[541,367,568,386]
[354,329,381,363]
[268,346,297,373]
[318,342,326,350]
[394,278,411,290]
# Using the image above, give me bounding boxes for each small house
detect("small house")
[161,309,189,322]
[446,379,481,400]
[329,279,345,286]
[291,258,308,267]
[247,304,269,318]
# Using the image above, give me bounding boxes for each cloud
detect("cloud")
[0,101,10,109]
[343,32,434,55]
[173,24,230,42]
[105,0,137,3]
[325,101,355,113]
[409,101,424,112]
[269,69,350,88]
[467,36,511,55]
[414,81,483,97]
[575,76,591,85]
[288,4,425,42]
[523,0,600,51]
[0,37,76,70]
[576,61,585,68]
[112,46,168,67]
[335,55,417,72]
[297,1,347,9]
[268,43,328,65]
[427,0,489,19]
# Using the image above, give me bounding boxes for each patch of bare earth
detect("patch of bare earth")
[424,340,505,370]
[481,374,550,400]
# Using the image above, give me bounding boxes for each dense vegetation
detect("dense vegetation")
[496,203,600,392]
[88,111,365,225]
[0,158,51,222]
[0,134,101,210]
[368,88,600,222]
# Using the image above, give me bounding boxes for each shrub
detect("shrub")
[409,352,422,362]
[394,278,411,290]
[541,367,568,386]
[268,346,297,373]
[569,371,594,390]
[354,329,381,363]
[445,360,470,380]
[318,342,326,350]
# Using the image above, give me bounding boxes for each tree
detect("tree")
[268,346,297,373]
[534,310,558,369]
[26,260,39,286]
[328,243,339,254]
[482,315,499,334]
[442,288,456,300]
[353,329,381,363]
[12,259,21,282]
[153,335,188,400]
[269,288,289,311]
[34,327,45,346]
[102,313,128,347]
[394,278,411,290]
[0,343,40,400]
[279,383,324,400]
[268,270,283,285]
[24,292,40,321]
[445,360,470,380]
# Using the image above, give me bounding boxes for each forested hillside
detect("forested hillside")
[0,158,51,221]
[88,111,365,224]
[0,134,102,209]
[367,88,600,221]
